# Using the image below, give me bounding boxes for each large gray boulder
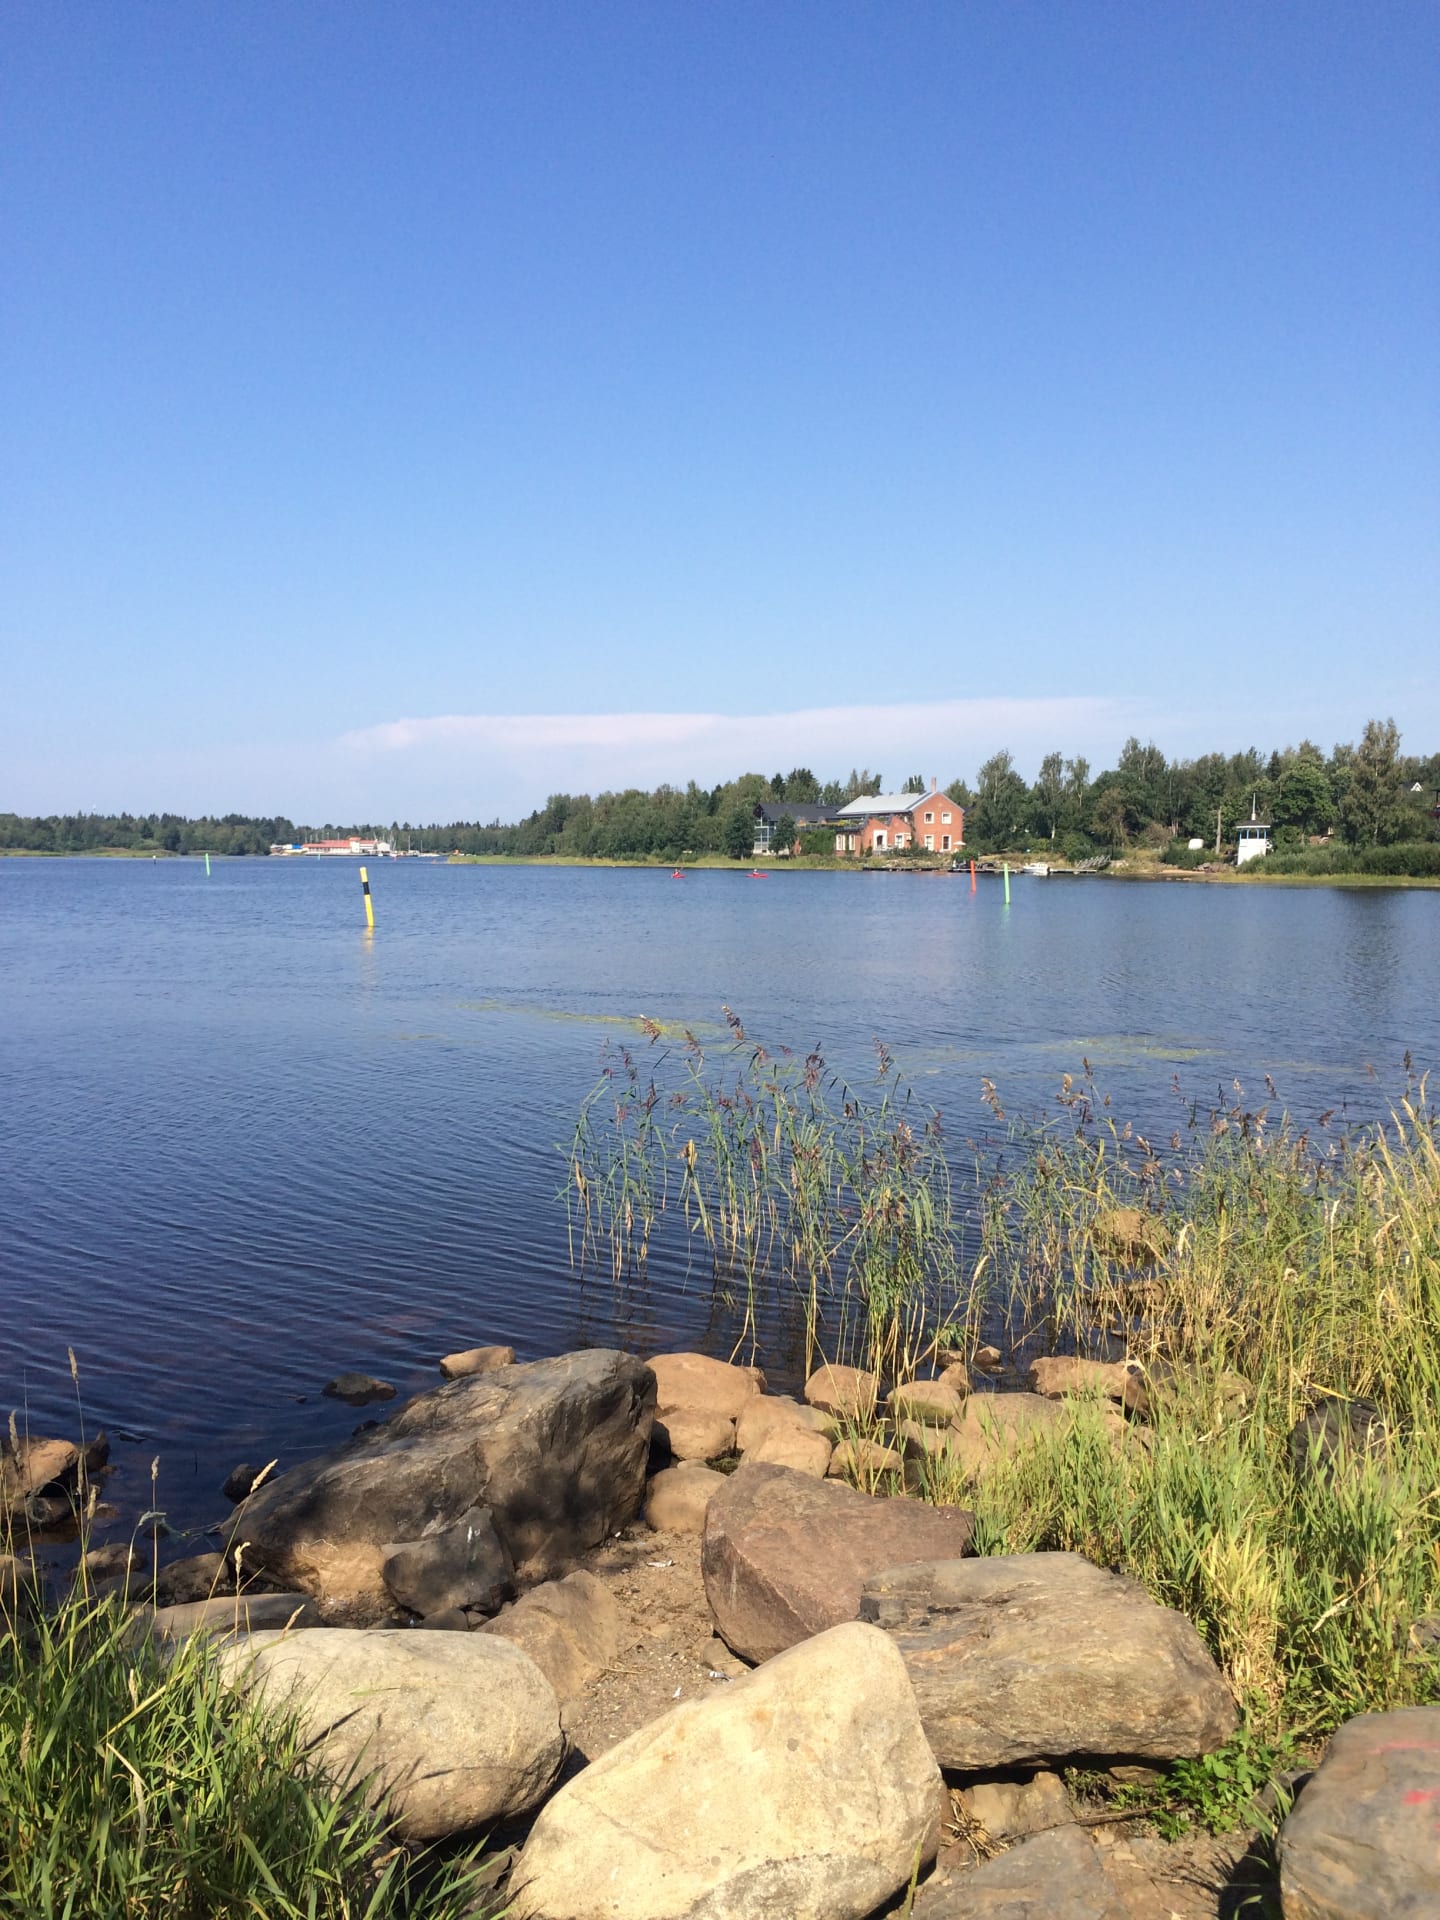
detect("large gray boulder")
[911,1825,1133,1918]
[233,1350,654,1615]
[1279,1706,1440,1919]
[860,1553,1236,1767]
[219,1627,564,1841]
[702,1461,973,1664]
[508,1620,942,1920]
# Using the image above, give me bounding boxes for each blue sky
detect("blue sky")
[4,2,1436,821]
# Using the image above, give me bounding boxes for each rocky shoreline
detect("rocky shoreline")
[4,1342,1436,1918]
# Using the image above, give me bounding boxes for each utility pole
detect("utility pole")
[1214,805,1223,857]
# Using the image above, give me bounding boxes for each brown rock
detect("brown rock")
[889,1379,966,1426]
[1092,1206,1169,1264]
[947,1392,1131,1477]
[913,1825,1133,1918]
[0,1436,81,1517]
[895,1419,965,1461]
[647,1351,764,1421]
[961,1770,1073,1842]
[702,1461,974,1664]
[321,1372,395,1405]
[937,1361,972,1393]
[234,1350,655,1614]
[1027,1356,1149,1417]
[644,1464,727,1533]
[972,1345,1004,1372]
[1279,1705,1440,1920]
[827,1439,905,1486]
[746,1425,833,1477]
[803,1363,879,1421]
[735,1395,835,1451]
[654,1408,735,1461]
[480,1569,631,1701]
[150,1552,231,1606]
[439,1344,516,1379]
[860,1554,1237,1767]
[81,1542,137,1581]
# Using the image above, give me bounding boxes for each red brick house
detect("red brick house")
[832,785,965,857]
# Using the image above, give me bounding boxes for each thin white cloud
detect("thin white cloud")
[340,696,1137,775]
[6,696,1152,820]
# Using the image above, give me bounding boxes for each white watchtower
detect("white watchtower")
[1235,798,1272,866]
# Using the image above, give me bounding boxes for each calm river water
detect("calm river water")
[3,856,1436,1534]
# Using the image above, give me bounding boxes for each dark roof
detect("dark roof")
[753,802,843,824]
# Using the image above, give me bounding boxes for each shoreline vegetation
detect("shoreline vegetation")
[569,1026,1440,1743]
[4,1047,1438,1913]
[3,714,1437,875]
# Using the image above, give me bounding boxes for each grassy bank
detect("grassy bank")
[0,1579,491,1919]
[952,1076,1440,1747]
[574,1029,1440,1774]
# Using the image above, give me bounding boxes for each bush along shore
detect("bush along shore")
[5,1069,1439,1918]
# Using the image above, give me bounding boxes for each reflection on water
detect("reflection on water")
[1,856,1436,1533]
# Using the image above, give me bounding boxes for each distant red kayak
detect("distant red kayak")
[747,870,768,878]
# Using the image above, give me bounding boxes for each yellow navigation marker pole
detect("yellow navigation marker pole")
[360,865,375,929]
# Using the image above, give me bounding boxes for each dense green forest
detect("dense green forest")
[4,718,1437,862]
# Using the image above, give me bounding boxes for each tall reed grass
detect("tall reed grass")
[565,1012,975,1380]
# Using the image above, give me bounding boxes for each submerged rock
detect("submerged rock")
[509,1621,941,1920]
[234,1350,654,1615]
[1091,1206,1169,1265]
[321,1372,396,1406]
[439,1344,516,1379]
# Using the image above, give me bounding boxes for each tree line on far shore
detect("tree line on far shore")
[4,718,1436,863]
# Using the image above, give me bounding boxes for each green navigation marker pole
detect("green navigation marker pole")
[1003,861,1011,905]
[204,852,211,876]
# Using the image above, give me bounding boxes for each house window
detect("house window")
[941,834,951,851]
[874,831,886,849]
[941,812,951,824]
[924,834,934,850]
[924,811,934,823]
